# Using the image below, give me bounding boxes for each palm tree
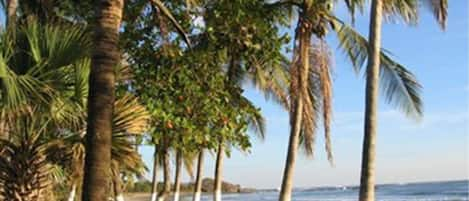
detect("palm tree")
[5,0,18,28]
[82,0,124,201]
[0,20,91,201]
[358,1,448,200]
[83,0,191,199]
[277,2,335,200]
[63,94,150,201]
[0,116,59,201]
[264,0,447,200]
[358,1,383,200]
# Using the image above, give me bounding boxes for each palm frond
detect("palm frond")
[240,96,266,140]
[113,94,151,135]
[149,0,191,47]
[343,0,366,24]
[309,40,334,164]
[334,19,423,118]
[422,0,448,30]
[247,55,291,110]
[382,0,419,24]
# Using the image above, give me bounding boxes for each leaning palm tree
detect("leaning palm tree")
[276,2,335,200]
[358,1,448,200]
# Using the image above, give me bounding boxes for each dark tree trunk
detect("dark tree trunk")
[81,1,124,200]
[213,143,224,201]
[359,0,383,201]
[151,146,159,201]
[192,150,204,201]
[173,150,182,201]
[158,148,171,201]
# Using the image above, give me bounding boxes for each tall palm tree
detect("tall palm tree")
[358,1,383,200]
[358,1,448,200]
[82,0,124,201]
[278,1,335,200]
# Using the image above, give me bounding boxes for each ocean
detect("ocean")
[182,180,468,201]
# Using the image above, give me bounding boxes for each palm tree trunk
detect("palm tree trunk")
[151,146,159,201]
[358,0,383,201]
[82,1,124,201]
[279,12,312,201]
[192,150,204,201]
[67,183,77,201]
[113,171,125,201]
[173,150,183,201]
[213,142,224,201]
[158,148,171,201]
[278,97,303,201]
[6,0,17,28]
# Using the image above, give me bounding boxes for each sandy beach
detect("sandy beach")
[125,193,150,201]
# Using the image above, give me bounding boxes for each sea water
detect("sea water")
[181,180,468,201]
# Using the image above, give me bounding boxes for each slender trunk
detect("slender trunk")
[359,0,383,201]
[213,143,224,201]
[67,184,77,201]
[82,1,124,201]
[151,146,159,201]
[173,150,183,201]
[113,171,125,201]
[6,0,17,28]
[158,149,171,201]
[279,11,312,201]
[192,150,204,201]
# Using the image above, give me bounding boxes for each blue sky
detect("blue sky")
[139,1,468,189]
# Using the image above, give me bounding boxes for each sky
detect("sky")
[138,1,469,189]
[2,1,465,189]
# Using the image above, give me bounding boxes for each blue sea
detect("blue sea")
[184,180,468,201]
